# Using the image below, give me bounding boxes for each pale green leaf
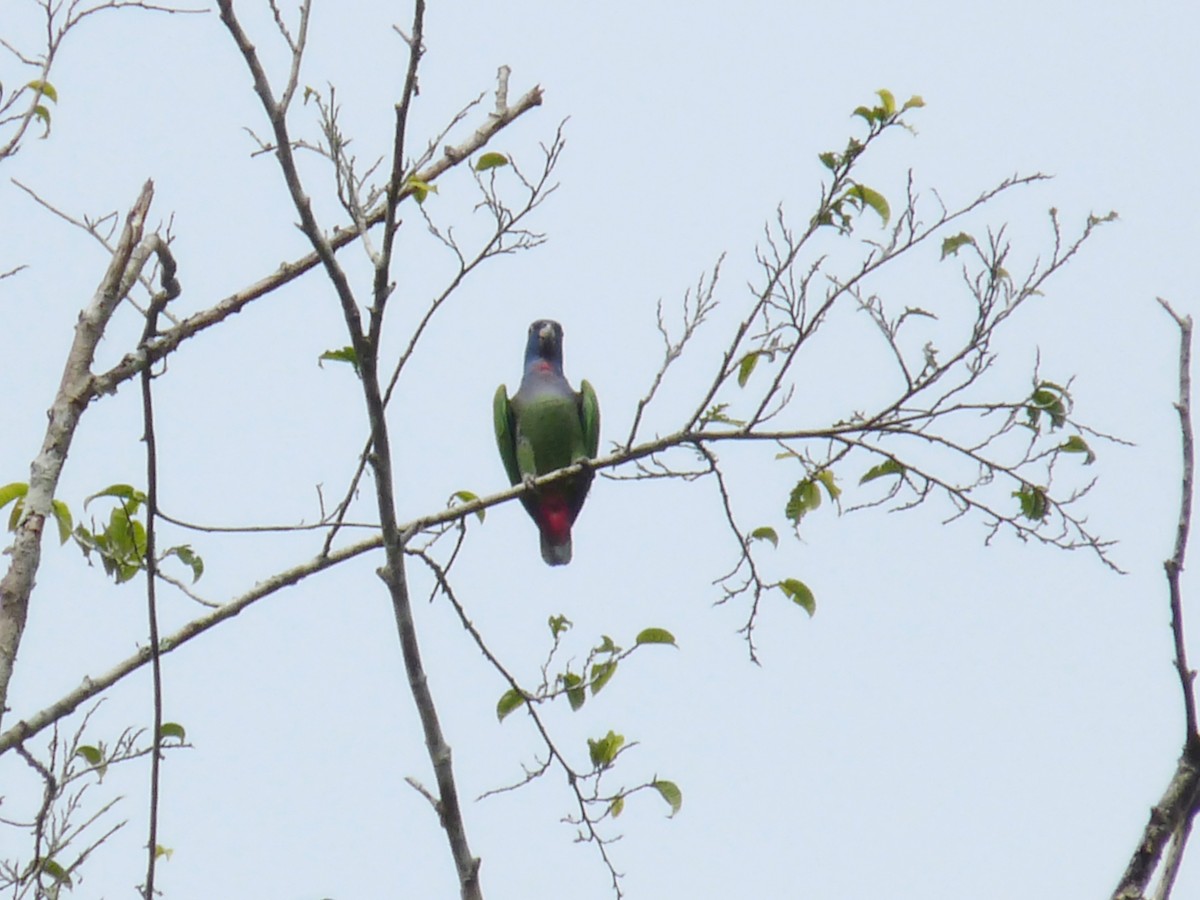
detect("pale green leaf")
[318,346,359,374]
[652,779,683,817]
[562,671,586,711]
[785,479,822,523]
[859,459,905,484]
[815,469,841,502]
[844,183,890,226]
[450,489,485,523]
[74,745,103,766]
[0,482,28,511]
[496,688,525,722]
[84,484,145,510]
[590,659,618,695]
[39,859,71,886]
[779,578,816,616]
[50,499,72,544]
[405,177,438,203]
[635,627,677,647]
[1059,435,1096,464]
[587,730,625,768]
[26,80,58,103]
[475,152,509,171]
[737,352,759,387]
[749,525,779,548]
[940,232,976,259]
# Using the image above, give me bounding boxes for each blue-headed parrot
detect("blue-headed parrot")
[494,319,600,565]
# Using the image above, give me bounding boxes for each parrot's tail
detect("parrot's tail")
[540,530,572,566]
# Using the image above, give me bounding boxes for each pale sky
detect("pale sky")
[2,1,1198,898]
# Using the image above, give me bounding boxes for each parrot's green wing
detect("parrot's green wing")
[493,384,523,486]
[580,379,600,460]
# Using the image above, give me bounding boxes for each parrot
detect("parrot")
[494,319,600,566]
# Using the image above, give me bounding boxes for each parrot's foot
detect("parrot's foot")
[522,473,537,491]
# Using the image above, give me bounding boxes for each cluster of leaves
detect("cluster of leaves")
[496,617,676,720]
[812,89,923,232]
[0,482,203,585]
[494,616,682,819]
[0,712,189,899]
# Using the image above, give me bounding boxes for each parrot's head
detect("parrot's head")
[525,319,565,370]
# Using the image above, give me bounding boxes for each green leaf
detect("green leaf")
[39,859,71,887]
[779,578,816,616]
[84,483,146,510]
[562,671,586,711]
[587,730,625,769]
[1012,484,1049,522]
[859,458,905,484]
[475,152,509,171]
[159,722,187,741]
[652,778,683,817]
[405,177,438,204]
[818,151,839,171]
[843,183,891,226]
[548,614,572,637]
[450,489,485,523]
[318,346,360,374]
[595,634,619,655]
[749,525,779,548]
[164,545,204,582]
[590,659,618,695]
[701,403,746,427]
[74,743,108,780]
[814,469,841,502]
[785,479,822,524]
[737,352,760,387]
[1027,382,1069,430]
[876,88,896,116]
[940,232,976,259]
[902,94,925,112]
[50,499,72,544]
[610,793,626,818]
[26,80,58,103]
[1059,435,1096,464]
[155,844,174,861]
[0,482,27,511]
[496,688,525,722]
[74,745,103,766]
[33,105,50,129]
[635,627,677,647]
[852,104,878,125]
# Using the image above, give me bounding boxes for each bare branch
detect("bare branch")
[1112,299,1200,900]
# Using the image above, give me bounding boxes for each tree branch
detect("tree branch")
[1112,298,1200,900]
[0,180,155,728]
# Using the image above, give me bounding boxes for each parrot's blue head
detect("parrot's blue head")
[524,319,565,371]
